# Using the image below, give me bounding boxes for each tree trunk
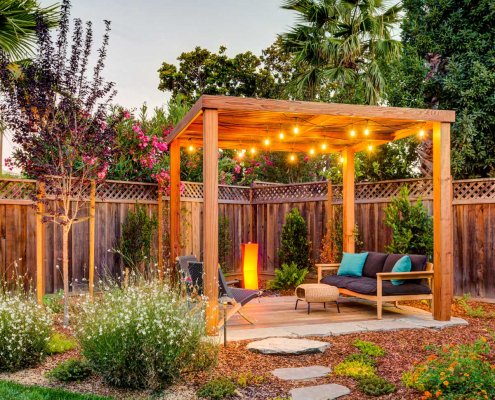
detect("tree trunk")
[62,225,70,327]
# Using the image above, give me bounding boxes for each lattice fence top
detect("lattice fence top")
[0,177,493,205]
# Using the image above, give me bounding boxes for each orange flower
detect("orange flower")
[443,381,449,386]
[481,336,487,342]
[435,390,443,397]
[423,391,432,398]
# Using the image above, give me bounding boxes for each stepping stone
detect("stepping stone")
[247,337,330,355]
[272,366,331,380]
[290,384,351,400]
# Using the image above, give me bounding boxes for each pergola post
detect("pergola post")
[432,122,453,321]
[203,109,219,335]
[342,148,355,253]
[169,139,181,278]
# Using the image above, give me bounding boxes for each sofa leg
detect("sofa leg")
[323,302,326,309]
[307,303,311,315]
[377,300,383,320]
[336,301,340,313]
[295,299,299,310]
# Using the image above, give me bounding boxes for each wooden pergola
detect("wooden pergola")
[167,95,456,334]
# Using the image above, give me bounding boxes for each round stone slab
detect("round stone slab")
[246,338,330,355]
[272,366,331,380]
[290,384,351,400]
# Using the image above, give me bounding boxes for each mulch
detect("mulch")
[2,299,495,399]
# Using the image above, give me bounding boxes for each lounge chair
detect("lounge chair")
[177,256,260,327]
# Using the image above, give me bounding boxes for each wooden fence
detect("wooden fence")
[0,177,494,297]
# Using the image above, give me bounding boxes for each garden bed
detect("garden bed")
[1,298,494,399]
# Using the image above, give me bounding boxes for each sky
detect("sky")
[57,0,296,110]
[2,0,296,169]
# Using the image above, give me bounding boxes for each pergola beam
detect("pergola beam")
[342,148,355,253]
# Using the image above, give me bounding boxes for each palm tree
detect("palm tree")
[281,0,402,104]
[0,0,58,61]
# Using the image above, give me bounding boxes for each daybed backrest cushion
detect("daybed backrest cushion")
[362,252,389,278]
[391,255,412,285]
[337,252,369,277]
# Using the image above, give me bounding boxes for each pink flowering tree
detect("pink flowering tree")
[0,1,120,325]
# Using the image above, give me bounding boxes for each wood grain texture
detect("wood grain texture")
[169,140,181,275]
[342,148,355,253]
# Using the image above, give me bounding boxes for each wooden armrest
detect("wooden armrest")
[376,271,434,281]
[316,263,340,282]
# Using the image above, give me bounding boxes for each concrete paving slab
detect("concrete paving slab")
[290,384,351,400]
[272,366,331,381]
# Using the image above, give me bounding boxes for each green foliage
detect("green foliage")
[114,204,157,276]
[357,375,396,396]
[344,352,377,367]
[386,0,495,178]
[47,358,92,382]
[268,262,308,291]
[0,380,110,400]
[278,208,312,270]
[402,339,495,399]
[281,0,402,104]
[47,332,77,355]
[218,215,232,273]
[384,186,433,257]
[236,372,266,388]
[185,339,219,372]
[0,293,52,371]
[456,294,495,319]
[77,281,211,389]
[197,377,237,400]
[42,289,64,314]
[353,340,385,357]
[334,359,376,379]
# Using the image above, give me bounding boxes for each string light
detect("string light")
[321,143,328,151]
[419,129,425,138]
[289,154,296,162]
[368,144,373,152]
[264,138,270,146]
[309,148,315,156]
[339,155,345,163]
[238,149,246,159]
[364,128,369,136]
[350,129,356,137]
[279,131,285,140]
[250,147,256,155]
[293,118,299,134]
[187,144,195,153]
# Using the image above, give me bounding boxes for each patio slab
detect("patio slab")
[290,384,351,400]
[272,366,331,380]
[247,338,330,355]
[221,296,468,342]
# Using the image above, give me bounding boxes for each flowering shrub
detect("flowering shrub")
[0,293,52,371]
[77,281,210,389]
[402,339,495,400]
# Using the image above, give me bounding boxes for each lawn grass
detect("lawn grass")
[0,380,111,400]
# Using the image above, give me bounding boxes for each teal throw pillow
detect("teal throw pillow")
[337,252,369,277]
[391,255,412,285]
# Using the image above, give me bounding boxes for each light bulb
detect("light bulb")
[309,148,315,156]
[368,144,373,152]
[350,129,356,137]
[238,149,246,158]
[279,132,285,140]
[321,143,328,151]
[339,156,345,163]
[419,129,425,138]
[364,128,369,136]
[289,154,296,162]
[293,125,299,134]
[250,147,256,155]
[264,138,270,146]
[187,145,195,153]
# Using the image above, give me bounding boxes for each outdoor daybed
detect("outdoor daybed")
[317,252,433,319]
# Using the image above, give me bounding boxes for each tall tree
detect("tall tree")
[281,0,402,104]
[385,0,495,178]
[0,0,59,61]
[0,0,119,325]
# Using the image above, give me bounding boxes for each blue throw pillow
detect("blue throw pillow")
[337,252,369,277]
[391,255,412,285]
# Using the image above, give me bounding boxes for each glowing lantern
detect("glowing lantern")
[242,243,259,290]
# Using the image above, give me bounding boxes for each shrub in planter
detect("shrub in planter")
[267,262,308,290]
[278,208,312,270]
[197,377,236,400]
[402,338,495,399]
[0,293,52,371]
[77,281,210,389]
[47,358,92,382]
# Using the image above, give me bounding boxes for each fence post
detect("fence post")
[89,180,96,299]
[36,182,45,305]
[249,187,254,242]
[157,183,164,281]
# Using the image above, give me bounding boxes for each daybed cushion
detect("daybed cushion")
[362,252,389,278]
[320,275,431,296]
[391,255,412,285]
[337,252,369,277]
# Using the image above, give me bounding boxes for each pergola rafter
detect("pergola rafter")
[168,95,455,334]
